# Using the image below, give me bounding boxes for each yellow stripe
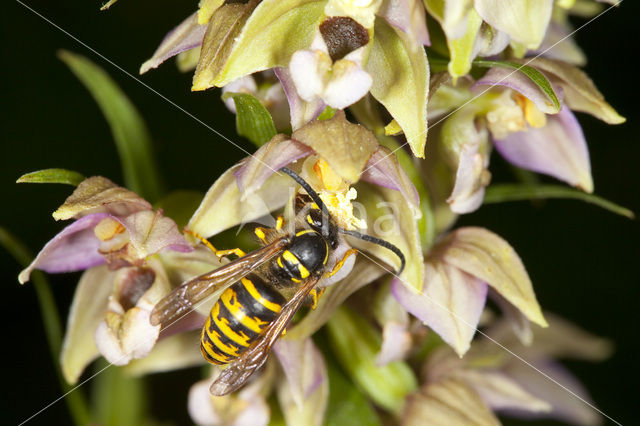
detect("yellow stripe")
[211,304,251,347]
[201,338,230,364]
[283,250,299,264]
[277,256,284,269]
[306,215,314,225]
[206,328,240,357]
[220,290,269,333]
[241,278,282,313]
[323,240,329,265]
[295,229,315,236]
[298,263,310,278]
[276,216,284,230]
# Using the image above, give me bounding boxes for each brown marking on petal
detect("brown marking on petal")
[320,17,369,61]
[118,267,156,311]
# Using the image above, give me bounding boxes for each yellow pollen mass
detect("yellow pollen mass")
[94,217,125,241]
[515,94,547,128]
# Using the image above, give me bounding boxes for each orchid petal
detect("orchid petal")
[193,0,326,89]
[275,67,326,130]
[18,213,109,284]
[274,338,328,424]
[379,0,430,46]
[460,369,552,414]
[140,13,207,74]
[439,227,548,327]
[323,58,373,109]
[377,321,412,365]
[235,135,313,195]
[504,360,602,425]
[289,48,332,102]
[403,378,500,426]
[392,261,487,357]
[222,75,258,113]
[187,163,293,238]
[60,265,114,384]
[494,107,593,193]
[353,181,424,290]
[520,58,624,124]
[490,288,533,346]
[121,210,193,258]
[123,331,204,377]
[52,176,152,221]
[534,20,586,66]
[367,17,429,158]
[474,0,553,50]
[474,66,563,114]
[197,0,226,25]
[361,145,420,209]
[292,111,379,183]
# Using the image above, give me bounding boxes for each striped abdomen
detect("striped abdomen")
[201,274,286,365]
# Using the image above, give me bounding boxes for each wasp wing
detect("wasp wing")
[209,274,322,396]
[150,238,288,328]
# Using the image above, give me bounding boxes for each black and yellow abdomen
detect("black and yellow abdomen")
[201,274,286,365]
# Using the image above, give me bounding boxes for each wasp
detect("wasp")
[150,167,405,395]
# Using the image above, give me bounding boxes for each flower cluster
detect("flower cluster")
[18,0,627,425]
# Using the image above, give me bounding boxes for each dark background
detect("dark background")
[2,1,637,425]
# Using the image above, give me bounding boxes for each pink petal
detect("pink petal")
[274,67,326,130]
[376,321,412,366]
[274,338,327,408]
[473,66,563,114]
[392,262,488,356]
[493,107,593,192]
[379,0,430,46]
[18,213,110,283]
[140,13,207,74]
[361,146,420,207]
[120,210,193,259]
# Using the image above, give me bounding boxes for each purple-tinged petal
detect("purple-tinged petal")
[53,176,152,221]
[392,261,488,357]
[361,145,420,208]
[274,338,327,408]
[140,13,207,74]
[234,135,313,195]
[489,288,533,346]
[274,67,326,130]
[532,21,586,66]
[60,265,114,384]
[494,107,593,193]
[323,58,373,109]
[379,0,430,46]
[376,321,412,365]
[447,139,491,214]
[119,210,193,259]
[460,369,552,414]
[502,360,601,425]
[473,66,563,114]
[18,213,110,283]
[289,49,330,102]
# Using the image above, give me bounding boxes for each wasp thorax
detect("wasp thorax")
[320,16,369,61]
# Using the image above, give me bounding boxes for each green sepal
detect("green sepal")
[58,50,164,202]
[17,168,85,186]
[327,306,418,415]
[473,59,561,111]
[222,92,277,147]
[92,360,146,426]
[484,184,634,219]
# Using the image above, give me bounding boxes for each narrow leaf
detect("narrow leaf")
[222,92,277,147]
[17,168,85,186]
[58,50,163,202]
[474,59,561,111]
[484,184,634,219]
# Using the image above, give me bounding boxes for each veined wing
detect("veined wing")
[150,237,288,327]
[209,274,322,396]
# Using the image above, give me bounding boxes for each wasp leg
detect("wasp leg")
[328,249,358,277]
[184,229,246,261]
[275,215,284,230]
[309,288,325,310]
[254,227,269,243]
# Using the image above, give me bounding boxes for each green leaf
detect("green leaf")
[327,306,417,415]
[17,168,85,186]
[367,17,430,158]
[222,92,277,147]
[473,59,561,111]
[58,50,164,202]
[0,227,91,425]
[484,184,634,219]
[92,360,146,426]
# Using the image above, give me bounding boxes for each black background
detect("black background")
[1,1,638,425]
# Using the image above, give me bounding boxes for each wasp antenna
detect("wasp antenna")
[279,167,331,233]
[338,228,406,276]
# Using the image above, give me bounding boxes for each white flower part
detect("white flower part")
[325,0,383,28]
[376,320,412,365]
[94,298,160,365]
[485,90,527,140]
[222,75,258,113]
[447,137,491,214]
[290,43,372,110]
